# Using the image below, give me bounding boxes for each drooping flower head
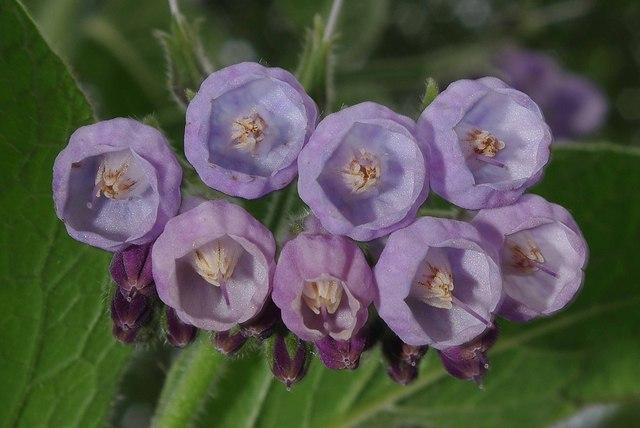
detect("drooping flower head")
[495,48,607,140]
[272,233,375,342]
[298,102,429,241]
[185,62,318,199]
[375,217,502,350]
[53,118,182,251]
[472,194,588,322]
[417,77,552,209]
[152,199,276,330]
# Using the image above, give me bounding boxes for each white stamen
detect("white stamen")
[415,265,454,309]
[191,237,242,286]
[94,151,142,200]
[231,112,267,153]
[302,274,344,315]
[341,149,381,193]
[466,128,505,158]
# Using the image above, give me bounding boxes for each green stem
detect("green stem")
[151,336,223,428]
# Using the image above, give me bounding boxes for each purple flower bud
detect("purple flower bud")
[416,77,552,209]
[297,102,429,241]
[472,194,588,322]
[272,233,375,342]
[438,325,499,384]
[52,118,182,251]
[240,298,280,340]
[387,361,418,385]
[382,333,428,368]
[495,48,607,140]
[375,217,502,350]
[314,328,367,370]
[112,323,138,344]
[111,292,151,343]
[153,200,276,331]
[212,330,247,355]
[166,307,197,348]
[110,243,154,299]
[271,334,307,389]
[184,62,318,199]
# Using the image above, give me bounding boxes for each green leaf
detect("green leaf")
[189,143,640,428]
[0,1,131,427]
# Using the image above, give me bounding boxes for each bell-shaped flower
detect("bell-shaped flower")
[298,102,429,241]
[272,233,375,342]
[375,217,502,349]
[416,77,552,209]
[472,194,588,321]
[153,200,276,330]
[53,118,182,251]
[184,62,318,199]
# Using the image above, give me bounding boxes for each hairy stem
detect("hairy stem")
[151,336,223,428]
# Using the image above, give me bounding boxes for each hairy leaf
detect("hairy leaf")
[0,1,131,426]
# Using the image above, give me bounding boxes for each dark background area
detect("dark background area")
[23,0,640,145]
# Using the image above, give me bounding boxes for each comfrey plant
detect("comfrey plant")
[51,4,588,390]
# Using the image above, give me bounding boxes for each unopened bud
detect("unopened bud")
[166,307,197,348]
[240,299,280,340]
[110,243,154,299]
[383,334,428,367]
[387,359,418,385]
[212,330,247,355]
[271,334,307,390]
[382,333,428,385]
[438,326,499,385]
[315,329,367,370]
[110,292,151,344]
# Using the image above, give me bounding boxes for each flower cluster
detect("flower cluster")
[53,61,588,387]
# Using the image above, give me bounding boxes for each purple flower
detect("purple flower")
[416,77,552,209]
[375,217,502,350]
[298,102,429,241]
[496,48,607,140]
[152,199,276,331]
[52,118,182,252]
[272,233,375,342]
[184,62,318,199]
[472,194,588,322]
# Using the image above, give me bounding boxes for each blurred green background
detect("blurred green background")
[22,0,640,144]
[11,0,640,427]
